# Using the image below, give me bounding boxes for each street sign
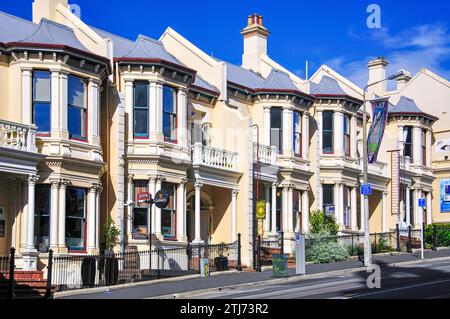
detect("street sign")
[325,206,335,215]
[418,198,426,208]
[154,190,170,209]
[137,192,151,205]
[256,200,266,219]
[361,184,372,196]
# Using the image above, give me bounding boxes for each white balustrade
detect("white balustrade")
[253,143,277,164]
[0,120,37,152]
[192,143,238,171]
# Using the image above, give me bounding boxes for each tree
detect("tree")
[104,215,120,252]
[309,210,339,235]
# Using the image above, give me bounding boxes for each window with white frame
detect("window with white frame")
[344,114,351,157]
[403,126,413,159]
[163,85,177,142]
[34,184,51,253]
[161,183,176,239]
[68,75,87,140]
[270,107,282,153]
[421,129,426,166]
[32,71,51,134]
[322,111,334,154]
[65,187,87,251]
[293,111,302,157]
[133,181,148,239]
[343,186,351,228]
[133,81,149,137]
[323,184,335,215]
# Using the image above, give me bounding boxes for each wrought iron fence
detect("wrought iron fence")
[52,241,240,292]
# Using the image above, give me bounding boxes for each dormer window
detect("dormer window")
[163,85,177,143]
[323,111,334,154]
[32,71,51,134]
[68,75,87,141]
[293,111,302,157]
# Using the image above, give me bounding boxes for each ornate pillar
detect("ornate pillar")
[231,189,238,242]
[49,178,60,250]
[301,113,310,160]
[426,130,432,167]
[406,185,411,225]
[177,179,188,242]
[50,70,60,136]
[351,116,357,158]
[413,126,422,166]
[127,175,134,236]
[60,71,69,136]
[264,185,270,233]
[334,111,344,156]
[334,183,340,226]
[125,79,134,141]
[263,106,271,146]
[282,186,289,231]
[95,185,102,251]
[338,183,344,226]
[271,183,277,236]
[155,176,164,238]
[382,191,387,232]
[22,175,39,271]
[177,88,188,148]
[301,190,310,233]
[193,182,203,244]
[87,185,97,252]
[88,78,101,144]
[21,68,32,125]
[287,186,294,233]
[58,180,69,252]
[282,107,293,156]
[351,187,358,230]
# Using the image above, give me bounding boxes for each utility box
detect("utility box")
[295,233,306,275]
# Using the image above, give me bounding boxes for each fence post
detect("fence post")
[433,224,437,251]
[280,231,284,255]
[256,235,261,272]
[396,224,401,252]
[44,249,53,299]
[236,233,242,271]
[197,245,201,274]
[157,247,161,279]
[407,225,412,253]
[7,247,15,300]
[422,223,426,249]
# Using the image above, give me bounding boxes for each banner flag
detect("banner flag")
[367,98,389,163]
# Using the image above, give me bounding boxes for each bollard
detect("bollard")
[396,224,401,252]
[236,233,242,271]
[44,249,53,299]
[408,225,412,253]
[256,235,262,272]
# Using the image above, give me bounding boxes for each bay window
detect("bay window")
[133,81,149,137]
[270,107,282,153]
[344,114,350,157]
[68,75,87,140]
[34,185,50,253]
[32,71,51,134]
[323,111,334,154]
[163,85,177,142]
[133,181,148,239]
[403,126,413,159]
[66,187,87,251]
[293,111,302,157]
[323,184,335,215]
[161,183,177,239]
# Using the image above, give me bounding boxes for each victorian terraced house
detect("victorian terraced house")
[0,0,449,272]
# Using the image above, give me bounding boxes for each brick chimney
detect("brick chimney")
[241,14,270,74]
[32,0,68,24]
[367,57,388,97]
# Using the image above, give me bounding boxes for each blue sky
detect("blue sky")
[2,0,450,87]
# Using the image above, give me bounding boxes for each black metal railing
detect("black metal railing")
[0,248,15,299]
[51,240,240,292]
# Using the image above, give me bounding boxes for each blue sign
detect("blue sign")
[440,179,450,213]
[418,198,426,208]
[361,184,372,196]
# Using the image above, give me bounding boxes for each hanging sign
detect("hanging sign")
[256,200,266,220]
[367,98,389,163]
[154,190,170,209]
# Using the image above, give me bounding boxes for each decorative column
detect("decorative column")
[317,111,323,153]
[334,183,341,226]
[287,186,294,234]
[127,175,134,236]
[58,180,68,252]
[406,186,411,225]
[413,188,420,227]
[301,190,310,233]
[350,187,358,230]
[49,179,60,250]
[155,176,164,238]
[50,70,60,136]
[282,107,293,156]
[334,111,344,156]
[88,78,100,144]
[231,189,238,242]
[193,182,203,244]
[282,186,289,231]
[412,126,422,166]
[147,176,156,234]
[155,82,164,142]
[351,116,357,158]
[382,191,387,232]
[95,185,102,251]
[426,130,432,167]
[338,183,344,226]
[301,113,310,160]
[263,106,271,146]
[177,88,188,148]
[21,68,32,125]
[60,72,69,136]
[264,185,270,233]
[125,79,134,141]
[397,125,404,154]
[271,183,277,236]
[426,192,432,225]
[177,179,188,242]
[23,175,39,271]
[87,185,97,253]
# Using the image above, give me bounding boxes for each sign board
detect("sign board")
[200,258,210,278]
[440,180,450,213]
[137,192,151,204]
[272,254,288,278]
[325,206,335,215]
[154,190,170,209]
[256,200,266,220]
[418,198,426,208]
[361,184,372,196]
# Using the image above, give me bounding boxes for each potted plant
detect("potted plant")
[103,215,120,286]
[214,242,229,271]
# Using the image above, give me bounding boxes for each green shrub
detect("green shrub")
[306,230,349,264]
[425,224,450,248]
[309,210,339,236]
[104,215,120,251]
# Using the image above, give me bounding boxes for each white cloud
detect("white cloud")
[325,23,450,88]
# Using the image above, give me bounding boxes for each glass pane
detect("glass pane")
[134,82,148,108]
[270,108,282,129]
[68,75,86,108]
[68,106,86,138]
[343,115,349,134]
[33,102,51,132]
[33,71,51,102]
[294,133,301,155]
[134,109,148,135]
[163,86,176,113]
[271,128,282,152]
[163,112,171,139]
[323,111,333,130]
[134,181,148,206]
[66,188,86,218]
[161,210,175,237]
[323,132,333,152]
[133,208,148,239]
[35,185,50,252]
[66,218,84,250]
[344,135,350,156]
[162,183,175,209]
[323,185,334,205]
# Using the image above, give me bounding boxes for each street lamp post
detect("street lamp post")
[361,70,406,267]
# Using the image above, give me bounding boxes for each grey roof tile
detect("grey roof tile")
[225,62,265,89]
[91,26,135,57]
[310,75,347,95]
[258,69,298,90]
[192,74,219,94]
[0,11,37,43]
[389,96,425,114]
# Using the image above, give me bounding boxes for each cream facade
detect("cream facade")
[0,0,449,272]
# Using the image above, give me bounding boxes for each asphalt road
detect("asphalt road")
[186,259,450,299]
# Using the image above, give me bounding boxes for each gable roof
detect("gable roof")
[388,96,438,121]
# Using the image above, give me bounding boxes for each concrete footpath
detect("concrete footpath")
[56,249,450,299]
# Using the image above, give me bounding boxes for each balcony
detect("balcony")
[253,143,277,165]
[0,120,37,153]
[192,143,238,171]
